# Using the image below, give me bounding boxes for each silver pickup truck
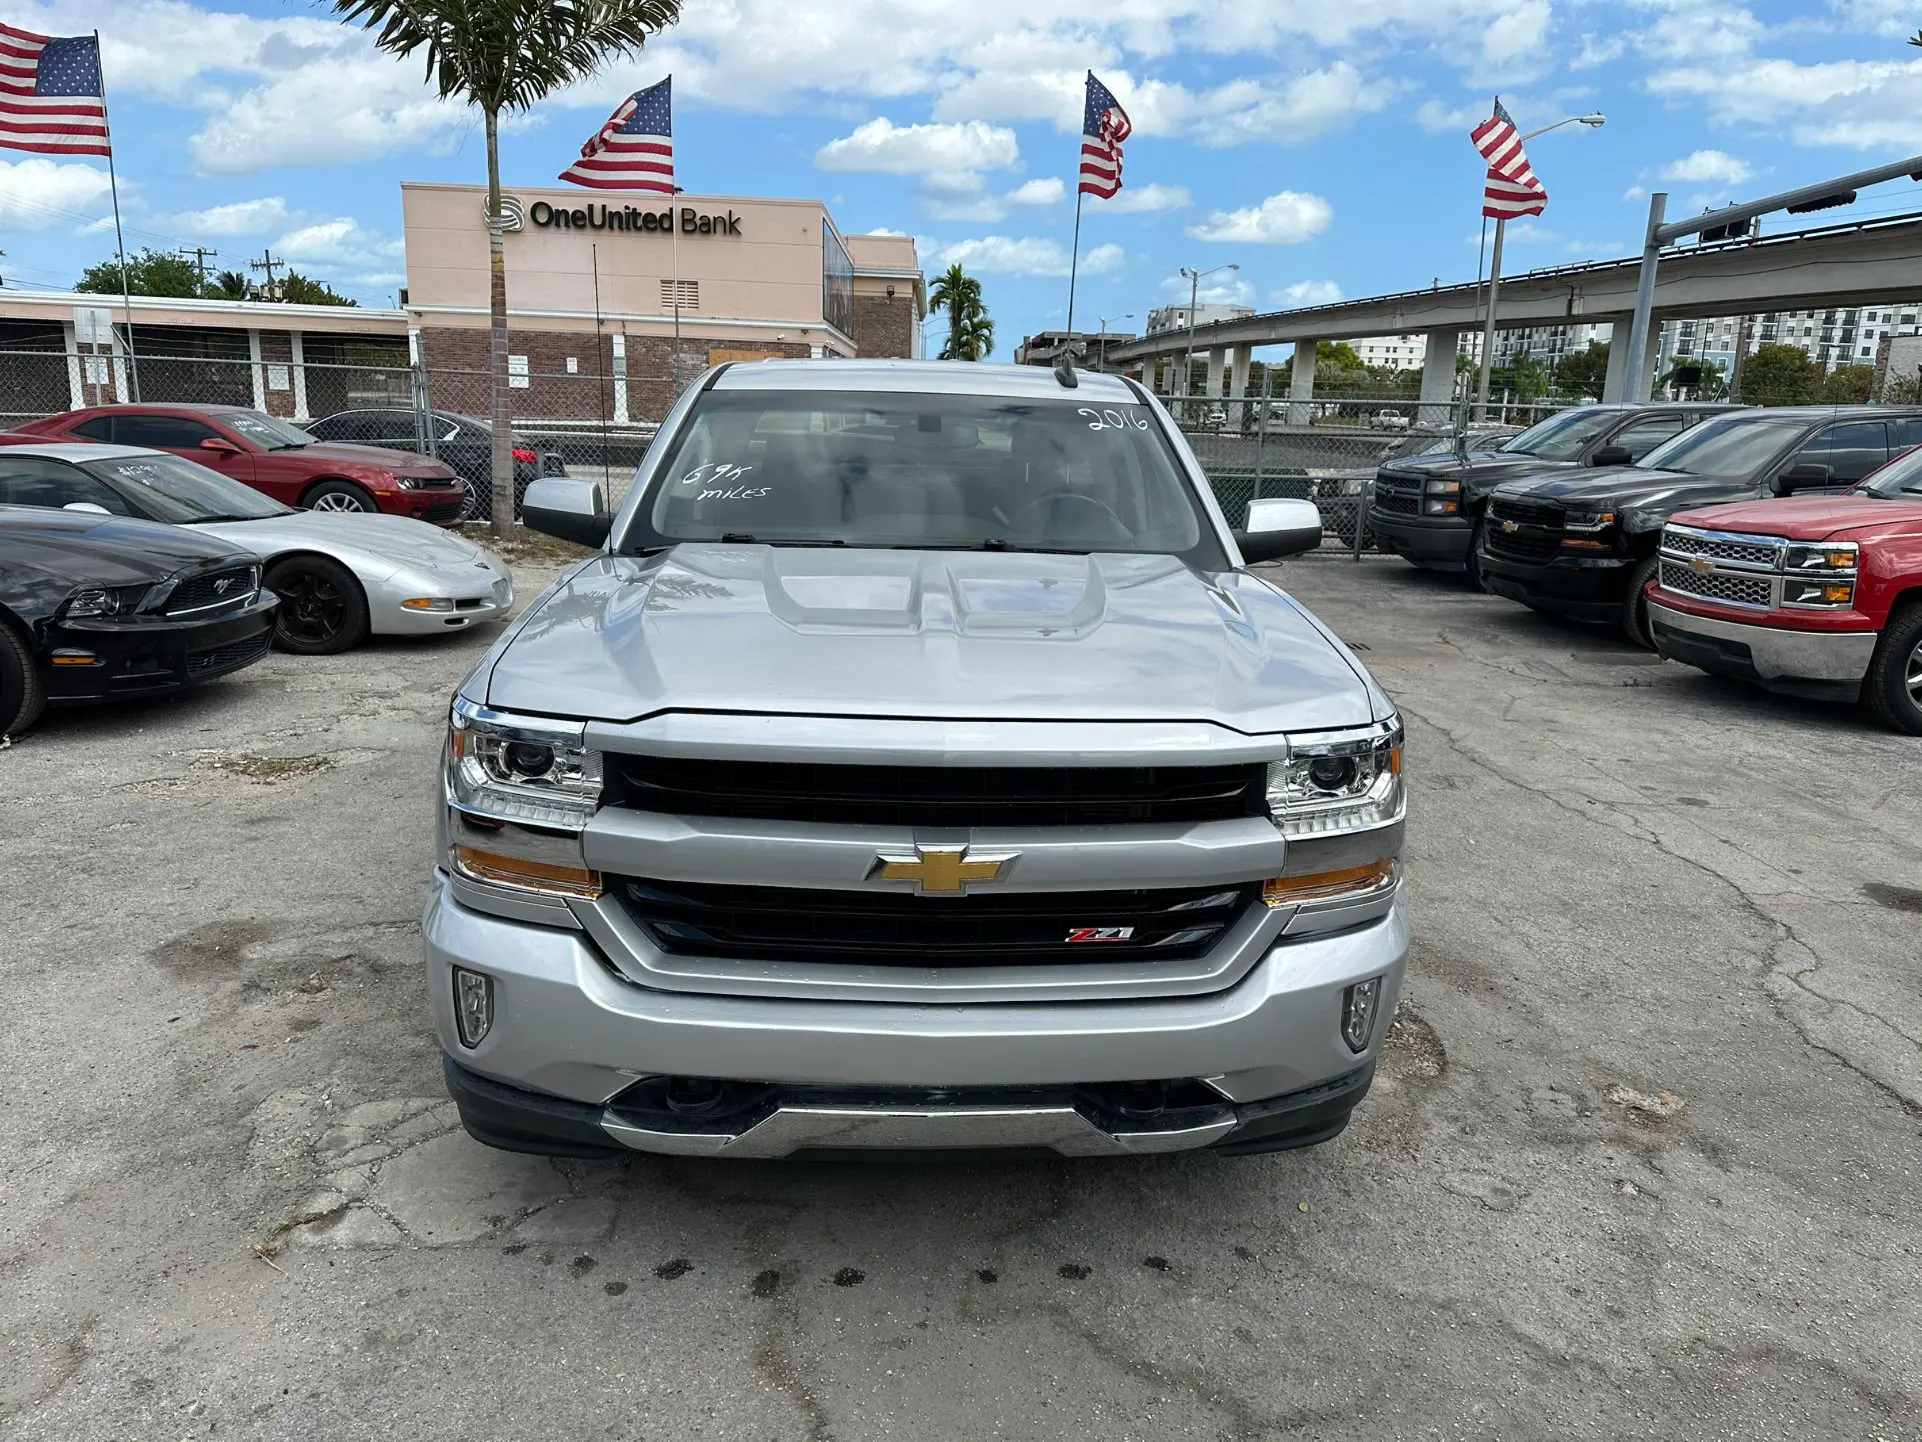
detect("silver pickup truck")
[429,360,1407,1159]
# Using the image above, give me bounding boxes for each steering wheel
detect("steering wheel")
[1013,491,1131,544]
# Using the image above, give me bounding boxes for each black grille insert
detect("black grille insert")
[185,629,272,677]
[1486,498,1565,561]
[423,501,465,525]
[613,756,1266,827]
[167,565,258,616]
[615,876,1256,967]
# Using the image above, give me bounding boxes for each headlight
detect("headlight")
[1783,578,1855,607]
[446,697,602,830]
[1563,509,1617,532]
[61,584,147,619]
[1422,479,1461,496]
[1266,724,1404,838]
[1784,542,1857,572]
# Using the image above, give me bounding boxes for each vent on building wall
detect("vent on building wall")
[661,280,698,311]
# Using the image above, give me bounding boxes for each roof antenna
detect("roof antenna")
[1053,339,1079,389]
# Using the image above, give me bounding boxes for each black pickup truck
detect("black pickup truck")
[1369,402,1735,589]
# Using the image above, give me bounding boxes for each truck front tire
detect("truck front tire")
[1864,600,1922,736]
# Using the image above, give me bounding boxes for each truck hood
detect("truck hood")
[1380,451,1583,499]
[1669,493,1922,541]
[1494,466,1759,528]
[483,545,1379,733]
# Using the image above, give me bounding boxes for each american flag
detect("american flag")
[0,25,110,157]
[560,77,674,192]
[1078,71,1131,200]
[1470,101,1546,220]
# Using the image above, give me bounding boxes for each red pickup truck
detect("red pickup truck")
[1645,452,1922,734]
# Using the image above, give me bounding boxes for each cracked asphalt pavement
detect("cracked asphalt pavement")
[3,553,1919,1441]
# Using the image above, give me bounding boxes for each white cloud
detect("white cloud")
[1187,190,1332,244]
[1277,279,1342,306]
[1482,0,1551,64]
[1416,98,1487,133]
[1648,55,1922,149]
[815,117,1019,175]
[152,196,295,237]
[1623,184,1647,202]
[0,158,115,230]
[1571,33,1626,69]
[1659,149,1753,185]
[1094,183,1191,213]
[928,235,1122,277]
[273,217,404,273]
[1160,272,1254,306]
[1005,177,1066,206]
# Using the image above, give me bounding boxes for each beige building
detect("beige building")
[0,183,921,428]
[400,182,924,422]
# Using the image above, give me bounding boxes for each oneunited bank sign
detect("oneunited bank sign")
[528,199,744,237]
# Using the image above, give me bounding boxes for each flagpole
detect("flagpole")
[1474,217,1506,420]
[92,30,139,401]
[1064,187,1085,344]
[1472,215,1488,400]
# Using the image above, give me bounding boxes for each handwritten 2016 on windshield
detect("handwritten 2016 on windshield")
[1078,407,1151,432]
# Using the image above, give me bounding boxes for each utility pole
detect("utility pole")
[249,249,283,302]
[179,246,218,292]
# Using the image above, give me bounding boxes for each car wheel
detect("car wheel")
[0,620,46,738]
[1465,517,1488,592]
[265,556,370,655]
[1620,554,1660,649]
[1863,600,1922,736]
[303,480,378,514]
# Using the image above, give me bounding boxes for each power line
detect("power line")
[249,248,283,301]
[178,245,218,290]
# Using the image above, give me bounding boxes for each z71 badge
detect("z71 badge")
[1065,926,1136,943]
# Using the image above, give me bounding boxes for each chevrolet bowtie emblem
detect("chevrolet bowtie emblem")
[1500,519,1519,533]
[868,844,1017,894]
[1690,556,1713,572]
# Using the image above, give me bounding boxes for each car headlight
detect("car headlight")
[1422,479,1462,516]
[1784,542,1857,572]
[61,584,148,619]
[1266,724,1405,838]
[446,698,602,829]
[1563,509,1617,533]
[1783,578,1855,607]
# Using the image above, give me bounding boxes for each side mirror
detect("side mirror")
[522,477,610,549]
[1234,497,1322,564]
[62,501,111,515]
[199,437,243,456]
[1589,445,1632,468]
[1773,462,1833,495]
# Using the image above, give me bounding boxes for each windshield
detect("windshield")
[1634,416,1806,476]
[1496,408,1621,459]
[1860,445,1922,498]
[82,453,291,522]
[632,391,1223,563]
[223,410,314,450]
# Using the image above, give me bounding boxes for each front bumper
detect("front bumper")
[1371,511,1473,568]
[423,874,1406,1157]
[373,568,516,637]
[378,485,468,528]
[1479,548,1635,621]
[1648,599,1875,702]
[43,592,278,703]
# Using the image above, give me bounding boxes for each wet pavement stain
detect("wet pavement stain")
[1863,881,1922,913]
[750,1268,781,1298]
[654,1258,692,1281]
[831,1267,865,1287]
[1057,1263,1091,1280]
[974,1269,998,1284]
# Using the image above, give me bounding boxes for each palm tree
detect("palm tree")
[929,263,994,361]
[331,0,680,535]
[205,270,251,301]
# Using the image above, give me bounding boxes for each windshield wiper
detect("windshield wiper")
[897,540,1093,555]
[718,533,845,546]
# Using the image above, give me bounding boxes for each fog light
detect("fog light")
[453,967,493,1048]
[50,649,101,666]
[1342,977,1382,1053]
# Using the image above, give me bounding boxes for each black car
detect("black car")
[0,507,278,737]
[1477,406,1922,646]
[303,408,565,518]
[1370,402,1737,588]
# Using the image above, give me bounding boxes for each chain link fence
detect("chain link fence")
[0,341,1553,554]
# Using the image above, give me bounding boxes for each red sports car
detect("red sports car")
[7,404,468,527]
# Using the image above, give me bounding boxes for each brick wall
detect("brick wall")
[257,331,296,417]
[852,294,916,358]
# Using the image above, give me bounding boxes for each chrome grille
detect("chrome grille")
[1659,560,1772,609]
[1661,527,1782,569]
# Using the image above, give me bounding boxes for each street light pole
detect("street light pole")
[1474,112,1605,419]
[1096,311,1132,372]
[1179,263,1238,402]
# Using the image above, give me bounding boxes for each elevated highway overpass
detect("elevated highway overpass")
[1104,212,1922,414]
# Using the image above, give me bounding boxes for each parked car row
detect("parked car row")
[1368,402,1922,734]
[0,432,514,737]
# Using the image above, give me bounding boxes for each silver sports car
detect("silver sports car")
[0,442,514,653]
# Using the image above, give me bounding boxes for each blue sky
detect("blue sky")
[4,1,1922,353]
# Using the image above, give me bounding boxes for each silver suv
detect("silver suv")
[429,360,1408,1159]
